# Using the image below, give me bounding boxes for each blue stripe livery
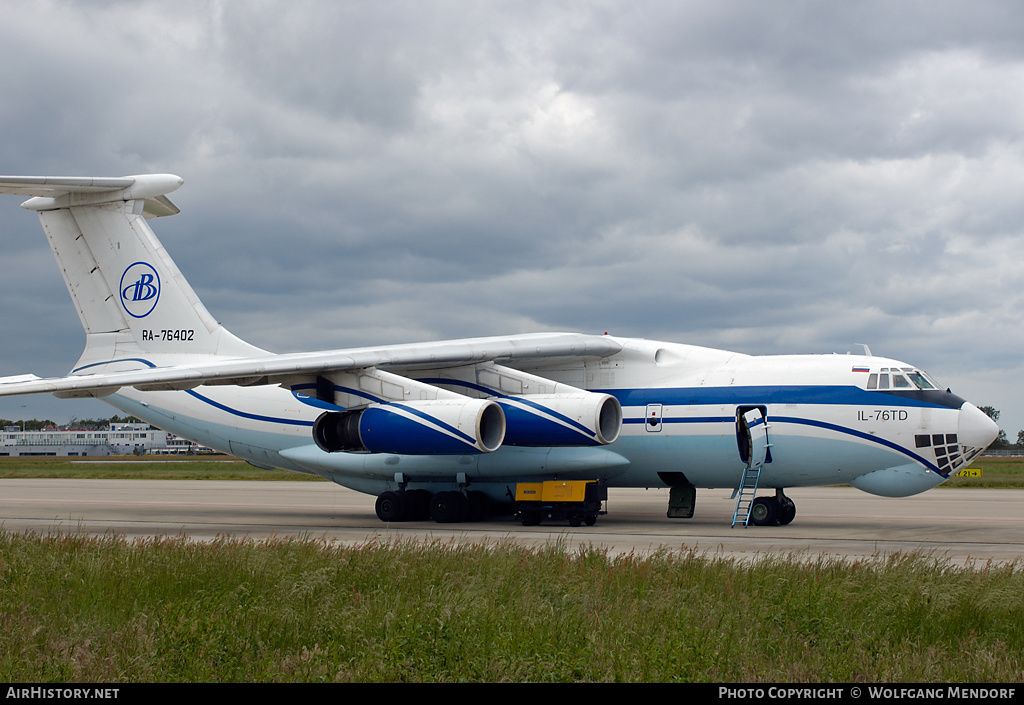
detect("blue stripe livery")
[359,405,479,455]
[500,402,599,447]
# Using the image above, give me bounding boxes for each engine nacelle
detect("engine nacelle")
[313,399,505,455]
[499,392,622,447]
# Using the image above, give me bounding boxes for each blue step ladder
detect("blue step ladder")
[731,463,763,527]
[731,407,772,527]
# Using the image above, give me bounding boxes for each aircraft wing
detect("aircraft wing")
[0,332,622,399]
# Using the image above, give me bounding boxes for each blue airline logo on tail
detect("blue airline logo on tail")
[119,262,160,318]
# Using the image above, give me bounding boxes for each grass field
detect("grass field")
[938,456,1024,488]
[0,533,1021,683]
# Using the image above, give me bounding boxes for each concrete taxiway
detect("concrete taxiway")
[0,479,1021,565]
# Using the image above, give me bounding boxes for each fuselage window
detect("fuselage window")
[878,373,889,390]
[867,373,878,390]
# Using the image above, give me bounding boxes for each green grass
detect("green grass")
[0,533,1020,682]
[941,457,1024,488]
[0,456,325,481]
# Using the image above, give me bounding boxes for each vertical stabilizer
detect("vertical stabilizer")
[0,174,263,368]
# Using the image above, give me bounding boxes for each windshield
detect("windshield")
[867,368,941,391]
[905,371,937,390]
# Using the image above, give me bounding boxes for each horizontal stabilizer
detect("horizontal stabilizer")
[0,174,183,217]
[0,176,136,196]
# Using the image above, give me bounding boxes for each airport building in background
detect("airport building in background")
[0,423,210,457]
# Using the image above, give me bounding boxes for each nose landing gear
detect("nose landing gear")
[749,490,796,526]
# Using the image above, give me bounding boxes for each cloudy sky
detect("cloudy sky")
[0,0,1022,437]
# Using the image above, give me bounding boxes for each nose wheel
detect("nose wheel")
[777,494,796,525]
[749,491,796,526]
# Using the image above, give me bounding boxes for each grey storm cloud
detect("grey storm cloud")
[0,0,1022,436]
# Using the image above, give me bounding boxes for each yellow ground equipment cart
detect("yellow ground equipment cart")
[514,480,607,527]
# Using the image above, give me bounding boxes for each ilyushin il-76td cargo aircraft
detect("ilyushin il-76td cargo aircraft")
[0,174,999,527]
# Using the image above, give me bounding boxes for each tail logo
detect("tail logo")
[119,262,161,318]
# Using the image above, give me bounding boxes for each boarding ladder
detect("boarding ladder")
[732,407,771,527]
[731,463,763,527]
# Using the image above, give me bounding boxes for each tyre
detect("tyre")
[406,489,432,520]
[778,498,796,526]
[466,491,489,522]
[430,491,466,523]
[749,496,779,526]
[375,491,407,522]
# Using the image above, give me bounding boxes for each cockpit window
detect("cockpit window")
[866,367,941,391]
[906,371,936,390]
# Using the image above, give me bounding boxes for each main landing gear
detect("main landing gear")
[749,489,797,527]
[374,489,499,524]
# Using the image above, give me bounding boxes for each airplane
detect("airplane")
[0,173,999,526]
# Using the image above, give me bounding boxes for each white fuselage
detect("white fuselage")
[94,336,987,503]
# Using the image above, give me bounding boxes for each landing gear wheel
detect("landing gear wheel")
[777,498,796,526]
[466,491,489,522]
[406,490,432,521]
[375,491,407,522]
[430,491,466,523]
[749,496,779,526]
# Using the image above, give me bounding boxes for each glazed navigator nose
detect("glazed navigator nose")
[958,402,1000,450]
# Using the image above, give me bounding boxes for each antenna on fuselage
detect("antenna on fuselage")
[854,343,873,356]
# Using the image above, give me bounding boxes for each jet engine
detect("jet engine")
[313,399,505,455]
[499,392,622,446]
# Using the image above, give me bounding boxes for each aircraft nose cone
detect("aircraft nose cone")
[959,402,1000,450]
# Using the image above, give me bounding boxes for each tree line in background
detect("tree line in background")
[0,415,142,431]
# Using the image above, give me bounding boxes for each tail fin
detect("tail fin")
[0,174,263,368]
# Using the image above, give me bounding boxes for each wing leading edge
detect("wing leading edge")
[0,332,623,399]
